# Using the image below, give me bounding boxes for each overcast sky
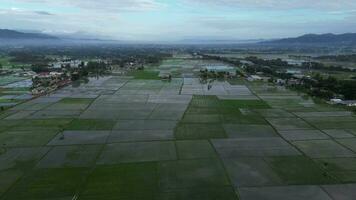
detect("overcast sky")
[1,0,356,41]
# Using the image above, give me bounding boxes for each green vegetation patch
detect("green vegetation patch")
[220,99,271,109]
[182,114,222,123]
[0,147,49,172]
[317,158,356,183]
[65,119,116,130]
[59,98,94,104]
[0,169,23,196]
[0,130,59,147]
[0,112,18,124]
[79,163,158,199]
[3,168,88,200]
[0,99,23,103]
[189,95,269,114]
[22,119,72,127]
[255,109,294,118]
[97,141,177,164]
[9,119,72,131]
[336,138,356,152]
[222,114,267,124]
[185,107,219,115]
[227,78,246,85]
[128,70,160,80]
[176,95,270,140]
[223,124,277,138]
[158,187,238,200]
[175,123,227,140]
[176,140,217,159]
[265,156,336,185]
[159,159,230,190]
[37,145,102,168]
[0,56,11,66]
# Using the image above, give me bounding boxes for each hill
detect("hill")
[0,29,58,40]
[265,33,356,45]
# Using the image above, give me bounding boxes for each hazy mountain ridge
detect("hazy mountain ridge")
[266,33,356,44]
[0,29,58,39]
[2,29,356,46]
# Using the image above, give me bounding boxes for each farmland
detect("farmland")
[0,56,355,200]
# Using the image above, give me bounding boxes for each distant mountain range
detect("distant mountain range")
[2,29,356,46]
[0,29,58,40]
[265,33,356,45]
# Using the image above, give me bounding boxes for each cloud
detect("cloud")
[2,0,356,41]
[12,0,164,12]
[184,0,356,11]
[0,8,54,16]
[34,11,53,15]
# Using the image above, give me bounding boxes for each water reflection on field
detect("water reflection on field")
[2,79,33,88]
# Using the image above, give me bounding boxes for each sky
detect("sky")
[1,0,356,41]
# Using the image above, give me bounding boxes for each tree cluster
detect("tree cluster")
[293,74,356,100]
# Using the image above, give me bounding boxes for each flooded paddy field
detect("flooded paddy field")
[0,76,33,110]
[0,57,355,200]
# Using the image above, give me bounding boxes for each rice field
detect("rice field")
[0,57,355,200]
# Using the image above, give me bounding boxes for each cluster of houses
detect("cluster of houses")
[51,60,86,69]
[329,99,356,107]
[31,72,71,96]
[200,65,237,79]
